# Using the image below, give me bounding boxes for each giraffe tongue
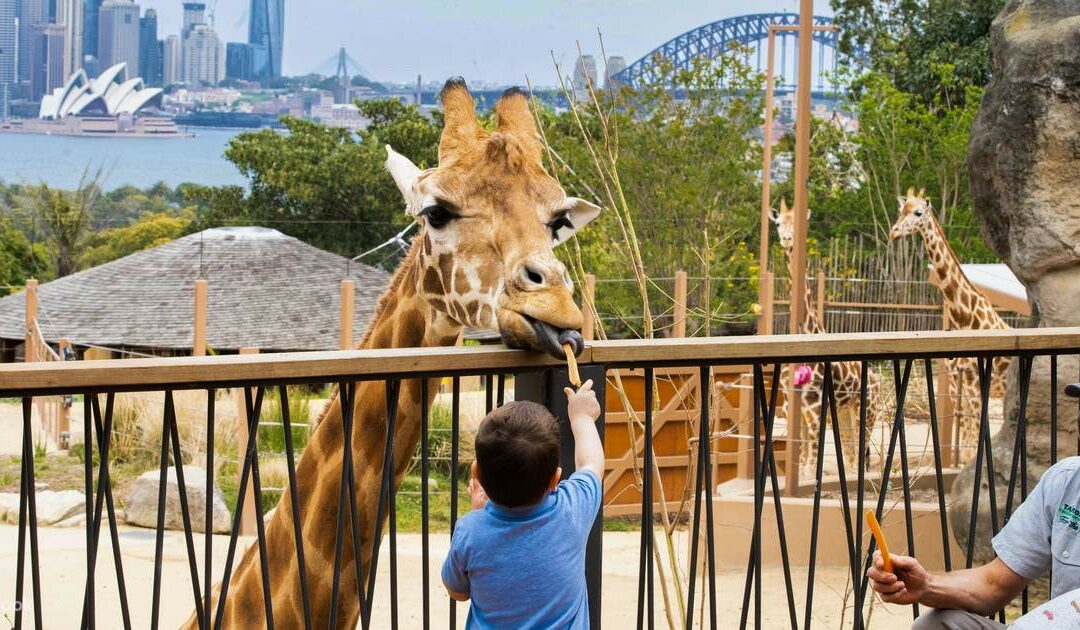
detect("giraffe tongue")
[527,316,582,359]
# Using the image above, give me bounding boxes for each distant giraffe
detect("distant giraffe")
[770,200,882,475]
[890,188,1011,464]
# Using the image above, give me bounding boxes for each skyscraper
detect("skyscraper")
[55,0,82,79]
[248,0,282,79]
[225,41,253,81]
[97,0,138,75]
[161,33,179,85]
[138,7,160,85]
[604,56,626,91]
[181,2,204,38]
[29,22,65,100]
[0,0,15,118]
[182,23,222,86]
[82,0,102,57]
[572,55,598,100]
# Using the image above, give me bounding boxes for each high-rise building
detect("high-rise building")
[138,8,160,85]
[604,56,626,91]
[181,2,204,38]
[97,0,138,75]
[247,0,282,79]
[29,22,64,100]
[82,0,102,57]
[572,55,598,100]
[161,33,179,85]
[0,0,15,118]
[16,0,45,89]
[225,41,253,81]
[55,0,81,79]
[182,23,222,86]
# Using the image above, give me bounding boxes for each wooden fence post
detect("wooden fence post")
[58,338,72,445]
[234,347,259,536]
[937,361,956,468]
[340,278,355,350]
[816,270,826,323]
[582,274,596,342]
[193,278,208,357]
[736,372,755,480]
[673,270,688,338]
[759,271,774,336]
[24,278,38,363]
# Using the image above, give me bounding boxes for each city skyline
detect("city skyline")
[137,0,808,85]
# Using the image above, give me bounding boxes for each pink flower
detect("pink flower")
[794,365,813,387]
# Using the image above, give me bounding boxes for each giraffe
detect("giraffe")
[186,79,602,629]
[889,187,1011,464]
[769,199,883,475]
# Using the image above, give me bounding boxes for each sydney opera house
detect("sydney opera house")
[39,62,162,119]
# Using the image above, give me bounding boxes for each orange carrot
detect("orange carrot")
[564,343,581,388]
[866,510,893,573]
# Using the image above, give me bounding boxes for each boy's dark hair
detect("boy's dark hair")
[474,401,560,508]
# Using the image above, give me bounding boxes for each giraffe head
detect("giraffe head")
[889,187,932,240]
[768,198,810,253]
[384,78,601,358]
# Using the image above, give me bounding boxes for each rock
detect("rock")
[124,466,231,533]
[0,490,87,526]
[958,0,1080,562]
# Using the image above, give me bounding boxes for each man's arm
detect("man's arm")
[868,552,1028,616]
[564,380,603,478]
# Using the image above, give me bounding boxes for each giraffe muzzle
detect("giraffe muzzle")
[520,315,584,359]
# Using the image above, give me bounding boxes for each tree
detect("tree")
[20,171,102,277]
[0,220,49,294]
[81,211,193,268]
[190,99,441,260]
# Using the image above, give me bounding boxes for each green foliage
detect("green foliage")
[189,99,442,260]
[832,0,1004,106]
[17,172,102,277]
[0,219,49,294]
[81,210,193,268]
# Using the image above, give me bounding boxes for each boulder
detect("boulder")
[0,490,87,526]
[957,0,1080,562]
[125,466,231,533]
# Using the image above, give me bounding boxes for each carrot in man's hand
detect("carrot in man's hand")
[866,510,893,573]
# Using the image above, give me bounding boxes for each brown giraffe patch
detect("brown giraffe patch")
[423,267,443,296]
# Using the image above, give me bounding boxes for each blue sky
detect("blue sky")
[140,0,814,86]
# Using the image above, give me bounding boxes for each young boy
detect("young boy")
[441,379,604,629]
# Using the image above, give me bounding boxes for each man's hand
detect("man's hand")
[565,379,601,423]
[867,551,930,605]
[468,477,488,511]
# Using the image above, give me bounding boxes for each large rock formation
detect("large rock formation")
[125,465,231,533]
[954,0,1080,562]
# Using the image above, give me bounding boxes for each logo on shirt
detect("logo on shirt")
[1059,503,1080,532]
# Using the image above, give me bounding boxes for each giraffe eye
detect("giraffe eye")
[420,204,458,230]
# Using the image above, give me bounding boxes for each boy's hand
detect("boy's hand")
[564,379,601,423]
[468,477,488,511]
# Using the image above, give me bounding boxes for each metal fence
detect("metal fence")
[4,328,1080,629]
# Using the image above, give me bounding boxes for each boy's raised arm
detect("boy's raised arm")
[564,379,604,478]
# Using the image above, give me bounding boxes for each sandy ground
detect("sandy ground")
[0,524,917,629]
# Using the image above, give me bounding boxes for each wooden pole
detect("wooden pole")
[757,28,778,336]
[673,270,688,338]
[340,278,356,350]
[582,273,597,342]
[816,270,826,323]
[937,361,955,469]
[24,278,38,363]
[234,347,259,536]
[736,372,755,480]
[58,338,72,445]
[786,1,815,496]
[760,271,775,336]
[193,278,208,357]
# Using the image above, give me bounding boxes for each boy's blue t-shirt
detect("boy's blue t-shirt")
[441,469,602,629]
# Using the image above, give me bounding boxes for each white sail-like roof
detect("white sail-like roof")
[39,63,161,120]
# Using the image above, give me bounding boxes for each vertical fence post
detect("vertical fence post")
[736,372,755,480]
[674,270,688,338]
[234,347,259,536]
[816,270,826,323]
[515,365,606,629]
[760,271,774,336]
[193,278,208,357]
[937,362,956,468]
[340,278,355,350]
[24,278,38,363]
[58,338,72,447]
[582,274,596,342]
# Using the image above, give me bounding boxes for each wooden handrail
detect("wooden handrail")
[3,327,1080,395]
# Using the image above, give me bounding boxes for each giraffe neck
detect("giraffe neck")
[782,245,825,334]
[917,213,1007,330]
[213,237,462,629]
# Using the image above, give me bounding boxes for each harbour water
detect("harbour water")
[0,126,248,190]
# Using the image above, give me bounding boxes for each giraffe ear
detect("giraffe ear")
[768,208,780,223]
[551,197,602,246]
[385,145,424,215]
[897,196,907,207]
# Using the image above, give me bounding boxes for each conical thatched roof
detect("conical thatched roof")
[0,227,392,353]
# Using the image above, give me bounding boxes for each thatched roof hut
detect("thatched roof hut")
[0,227,392,356]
